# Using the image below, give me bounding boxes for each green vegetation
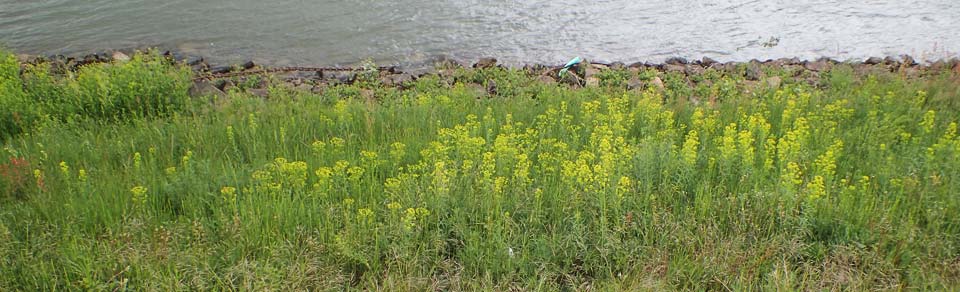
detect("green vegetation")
[1,50,959,290]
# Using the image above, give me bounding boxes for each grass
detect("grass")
[1,50,959,290]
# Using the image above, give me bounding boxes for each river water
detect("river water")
[1,0,958,66]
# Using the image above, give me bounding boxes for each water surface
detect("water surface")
[1,0,958,66]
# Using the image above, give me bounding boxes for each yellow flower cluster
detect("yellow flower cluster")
[251,157,308,196]
[401,207,430,231]
[130,185,148,207]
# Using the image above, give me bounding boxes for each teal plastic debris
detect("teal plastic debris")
[558,56,582,77]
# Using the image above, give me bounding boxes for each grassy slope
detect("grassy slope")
[1,52,960,290]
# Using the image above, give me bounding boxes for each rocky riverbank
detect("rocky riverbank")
[14,50,960,99]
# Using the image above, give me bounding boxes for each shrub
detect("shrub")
[0,51,37,138]
[25,51,193,120]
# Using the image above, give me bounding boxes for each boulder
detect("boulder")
[248,88,270,98]
[325,71,356,84]
[864,57,883,65]
[241,61,256,70]
[718,62,739,74]
[774,57,801,66]
[626,77,644,90]
[538,75,557,85]
[191,63,210,73]
[559,71,582,87]
[288,77,305,86]
[215,80,235,91]
[883,56,899,66]
[585,64,604,79]
[700,57,718,67]
[745,61,764,81]
[763,76,782,90]
[804,59,831,72]
[485,79,498,95]
[586,77,600,87]
[474,57,498,69]
[185,56,204,66]
[112,51,131,62]
[900,55,917,66]
[649,77,665,91]
[188,81,226,98]
[627,61,647,69]
[381,73,414,87]
[663,64,686,73]
[608,62,626,70]
[222,81,237,93]
[436,58,466,70]
[401,67,438,78]
[209,66,232,74]
[665,57,688,65]
[80,54,100,66]
[685,65,705,76]
[16,54,34,64]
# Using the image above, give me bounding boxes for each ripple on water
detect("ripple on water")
[0,0,957,65]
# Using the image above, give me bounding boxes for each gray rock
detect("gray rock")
[188,81,226,98]
[80,54,99,66]
[401,67,438,78]
[381,73,414,86]
[222,82,237,93]
[486,79,498,95]
[210,66,232,74]
[864,57,883,65]
[626,77,644,90]
[586,76,600,87]
[215,80,235,91]
[700,57,718,67]
[627,61,646,69]
[325,71,356,84]
[585,64,603,79]
[775,57,801,65]
[883,56,898,66]
[718,62,739,73]
[186,56,204,66]
[663,64,686,73]
[764,76,782,90]
[241,61,256,70]
[804,59,831,72]
[248,88,270,98]
[474,57,498,69]
[538,75,557,85]
[191,63,210,73]
[665,57,688,65]
[900,55,917,66]
[289,77,304,86]
[559,71,582,87]
[685,65,705,76]
[16,54,34,64]
[608,62,626,70]
[745,62,764,81]
[650,77,665,91]
[436,58,466,70]
[112,51,131,62]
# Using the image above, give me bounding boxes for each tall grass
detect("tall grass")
[1,50,192,139]
[1,49,959,290]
